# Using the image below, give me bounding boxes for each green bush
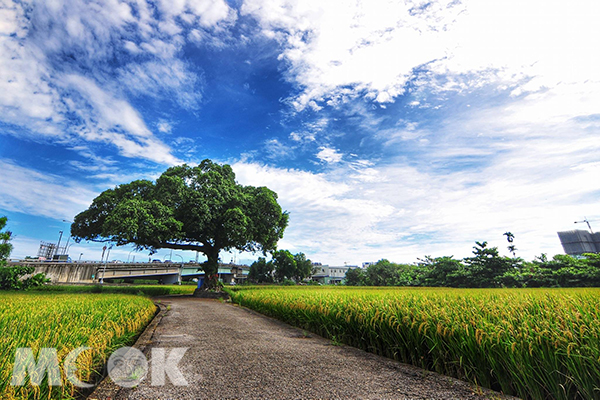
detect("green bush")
[0,217,49,290]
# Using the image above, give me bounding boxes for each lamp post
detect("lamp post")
[61,220,73,256]
[63,243,75,261]
[174,254,184,285]
[100,246,107,263]
[78,253,83,262]
[100,245,113,284]
[63,236,71,255]
[127,249,136,263]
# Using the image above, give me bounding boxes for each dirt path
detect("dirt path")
[90,297,513,399]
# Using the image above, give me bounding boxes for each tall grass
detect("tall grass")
[0,292,156,399]
[32,284,196,296]
[230,286,600,399]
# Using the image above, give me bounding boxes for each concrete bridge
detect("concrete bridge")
[8,261,249,285]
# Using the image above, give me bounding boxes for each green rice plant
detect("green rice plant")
[230,286,600,399]
[0,292,156,399]
[31,284,196,296]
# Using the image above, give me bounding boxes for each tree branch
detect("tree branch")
[153,242,205,253]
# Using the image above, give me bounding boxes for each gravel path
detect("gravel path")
[91,297,513,399]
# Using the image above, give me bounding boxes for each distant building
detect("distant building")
[557,230,600,256]
[362,262,375,269]
[312,265,359,284]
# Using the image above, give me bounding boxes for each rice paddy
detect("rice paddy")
[0,292,156,399]
[229,286,600,399]
[32,283,197,296]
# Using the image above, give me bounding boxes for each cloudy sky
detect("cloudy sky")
[1,0,599,265]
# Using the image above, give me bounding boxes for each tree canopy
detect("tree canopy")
[71,160,289,289]
[0,216,13,261]
[248,250,313,283]
[247,257,274,283]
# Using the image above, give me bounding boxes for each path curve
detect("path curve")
[91,297,514,399]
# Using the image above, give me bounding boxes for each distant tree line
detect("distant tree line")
[345,241,600,288]
[248,250,313,284]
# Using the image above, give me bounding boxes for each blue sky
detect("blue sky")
[1,0,599,265]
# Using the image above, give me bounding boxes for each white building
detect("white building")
[312,264,359,284]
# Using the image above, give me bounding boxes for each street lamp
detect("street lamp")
[127,249,136,263]
[65,242,75,255]
[61,220,73,256]
[78,253,83,263]
[100,244,113,284]
[63,236,71,255]
[174,254,184,285]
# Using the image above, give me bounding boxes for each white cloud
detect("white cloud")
[316,147,343,164]
[232,161,396,263]
[242,0,464,110]
[0,0,234,165]
[0,159,98,221]
[264,138,293,159]
[243,0,600,115]
[118,60,203,110]
[62,74,180,164]
[157,120,173,134]
[230,91,600,265]
[156,0,236,27]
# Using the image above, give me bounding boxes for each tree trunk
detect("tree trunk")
[197,248,220,291]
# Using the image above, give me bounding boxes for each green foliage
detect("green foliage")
[273,250,295,282]
[346,241,600,289]
[71,160,289,289]
[511,253,600,288]
[0,217,49,290]
[353,259,419,287]
[366,259,398,286]
[293,253,313,281]
[461,241,513,288]
[344,267,366,286]
[272,250,312,282]
[248,257,274,283]
[418,256,464,287]
[0,265,49,290]
[0,216,12,262]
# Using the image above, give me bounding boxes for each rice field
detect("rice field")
[229,286,600,399]
[0,292,156,399]
[32,284,197,296]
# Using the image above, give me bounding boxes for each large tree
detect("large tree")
[71,160,289,290]
[248,257,274,283]
[272,250,313,282]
